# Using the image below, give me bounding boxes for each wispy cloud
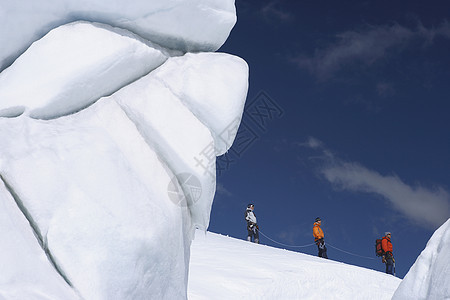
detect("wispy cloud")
[296,136,324,149]
[298,137,335,160]
[322,161,450,229]
[417,20,450,42]
[376,82,395,97]
[276,223,311,245]
[259,1,293,23]
[216,183,233,197]
[301,138,450,229]
[293,21,450,80]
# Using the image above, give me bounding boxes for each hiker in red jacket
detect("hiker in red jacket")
[382,232,395,275]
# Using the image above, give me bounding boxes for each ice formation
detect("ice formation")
[392,218,450,300]
[0,0,236,70]
[0,1,248,299]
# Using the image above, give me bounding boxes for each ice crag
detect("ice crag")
[0,0,236,71]
[392,218,450,300]
[0,1,248,299]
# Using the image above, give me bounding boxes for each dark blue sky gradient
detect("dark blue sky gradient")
[210,0,450,278]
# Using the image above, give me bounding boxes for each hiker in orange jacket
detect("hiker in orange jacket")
[382,232,395,275]
[313,217,328,258]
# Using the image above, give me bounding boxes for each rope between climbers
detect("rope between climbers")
[326,243,376,260]
[258,230,316,248]
[259,230,376,260]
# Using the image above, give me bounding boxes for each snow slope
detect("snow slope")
[188,231,401,300]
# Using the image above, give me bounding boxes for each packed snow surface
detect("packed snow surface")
[188,231,401,299]
[392,218,450,300]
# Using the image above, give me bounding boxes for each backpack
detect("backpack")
[375,238,385,257]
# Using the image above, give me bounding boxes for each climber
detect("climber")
[245,203,259,243]
[382,232,395,275]
[313,217,328,258]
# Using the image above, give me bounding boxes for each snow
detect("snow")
[188,231,401,299]
[1,0,448,299]
[0,0,236,71]
[109,52,248,228]
[0,21,176,119]
[0,100,194,299]
[0,51,247,298]
[0,3,247,295]
[151,53,249,155]
[392,218,450,300]
[0,180,80,300]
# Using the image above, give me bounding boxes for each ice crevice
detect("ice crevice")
[151,75,215,141]
[113,100,195,220]
[0,174,76,292]
[0,106,26,118]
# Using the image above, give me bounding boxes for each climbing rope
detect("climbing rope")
[258,230,316,248]
[326,243,376,260]
[258,230,376,260]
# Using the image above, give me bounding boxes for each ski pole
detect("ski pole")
[394,262,396,277]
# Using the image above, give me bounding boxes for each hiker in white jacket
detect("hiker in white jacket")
[245,204,259,243]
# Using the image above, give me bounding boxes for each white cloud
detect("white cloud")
[322,161,450,229]
[297,136,323,149]
[418,20,450,42]
[216,183,233,197]
[302,137,450,229]
[260,1,293,22]
[376,82,395,97]
[294,24,413,79]
[294,21,450,80]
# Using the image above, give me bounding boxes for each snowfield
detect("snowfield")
[188,231,401,300]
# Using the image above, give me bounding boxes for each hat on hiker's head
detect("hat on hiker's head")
[247,203,254,209]
[315,217,321,222]
[385,232,391,236]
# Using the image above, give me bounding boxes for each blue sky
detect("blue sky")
[209,0,450,278]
